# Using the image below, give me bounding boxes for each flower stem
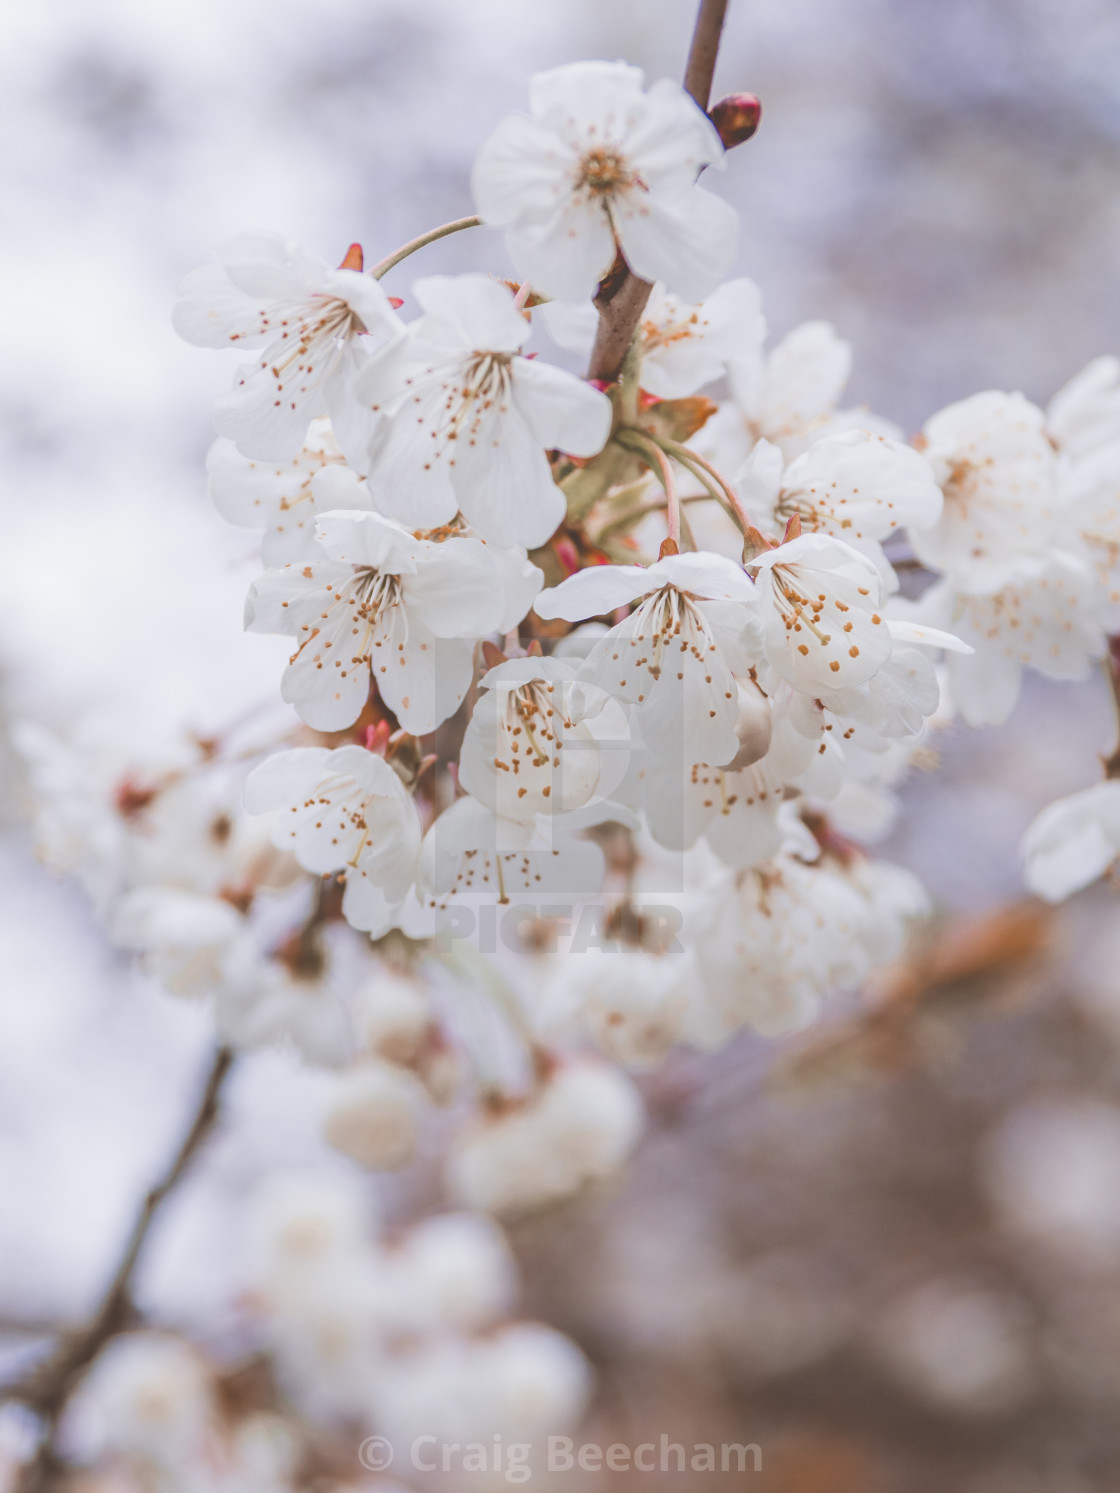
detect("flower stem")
[653,436,754,531]
[369,214,482,281]
[616,429,681,547]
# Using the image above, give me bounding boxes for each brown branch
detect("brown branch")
[9,1045,234,1493]
[585,0,731,384]
[683,0,731,108]
[1105,636,1120,780]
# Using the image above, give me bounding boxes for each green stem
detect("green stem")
[369,215,482,280]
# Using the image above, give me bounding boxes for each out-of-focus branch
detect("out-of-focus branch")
[8,1046,234,1493]
[1104,636,1120,779]
[585,0,731,384]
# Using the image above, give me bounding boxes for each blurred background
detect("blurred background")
[4,0,1120,1487]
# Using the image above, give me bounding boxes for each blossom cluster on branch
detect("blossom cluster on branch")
[13,51,1120,1489]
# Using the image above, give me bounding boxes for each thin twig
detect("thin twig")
[585,0,731,385]
[651,434,749,527]
[622,431,680,545]
[1104,637,1120,779]
[369,215,482,280]
[9,1046,234,1493]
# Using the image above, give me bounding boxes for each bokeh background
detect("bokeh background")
[4,0,1120,1487]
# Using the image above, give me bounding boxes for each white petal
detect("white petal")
[402,537,505,637]
[313,509,419,573]
[506,196,617,303]
[471,111,578,224]
[511,357,612,458]
[534,564,653,621]
[376,629,476,736]
[623,76,725,189]
[613,184,738,305]
[652,550,757,603]
[491,547,545,633]
[450,406,567,549]
[172,263,267,348]
[412,274,529,353]
[528,60,647,134]
[887,619,973,654]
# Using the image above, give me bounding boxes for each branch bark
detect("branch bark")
[9,1045,234,1493]
[585,0,731,384]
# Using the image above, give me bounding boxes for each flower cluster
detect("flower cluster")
[15,55,1120,1482]
[65,1173,587,1487]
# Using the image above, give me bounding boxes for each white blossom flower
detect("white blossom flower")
[447,1057,644,1214]
[353,968,433,1064]
[322,1059,429,1170]
[543,277,767,400]
[14,719,290,915]
[244,746,420,936]
[390,1213,515,1333]
[1047,355,1120,462]
[687,849,926,1041]
[730,320,867,456]
[472,61,737,302]
[245,509,513,734]
[415,794,606,913]
[915,557,1104,727]
[637,750,791,867]
[206,419,371,566]
[214,925,361,1065]
[357,274,611,548]
[373,1326,590,1444]
[246,1171,373,1285]
[910,391,1070,591]
[459,656,629,824]
[109,884,247,996]
[469,1323,592,1438]
[173,232,403,463]
[534,550,763,769]
[1021,779,1120,902]
[749,532,966,697]
[73,1334,215,1467]
[738,430,943,573]
[538,946,697,1070]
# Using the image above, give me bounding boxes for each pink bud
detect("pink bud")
[338,242,364,271]
[708,93,762,150]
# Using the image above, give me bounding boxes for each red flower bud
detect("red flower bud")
[708,93,762,150]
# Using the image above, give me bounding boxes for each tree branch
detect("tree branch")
[683,0,731,110]
[9,1045,234,1493]
[585,0,731,384]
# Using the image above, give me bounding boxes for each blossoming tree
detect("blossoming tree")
[8,0,1120,1487]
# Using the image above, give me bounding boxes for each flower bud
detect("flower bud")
[708,93,762,150]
